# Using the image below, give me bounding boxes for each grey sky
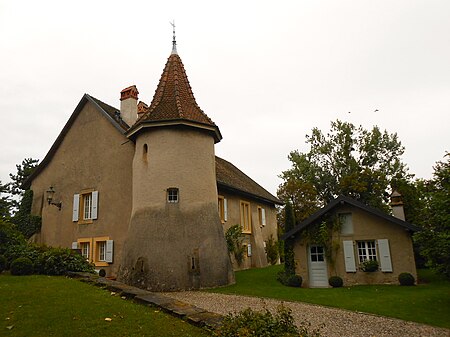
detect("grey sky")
[1,0,449,195]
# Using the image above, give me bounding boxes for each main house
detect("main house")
[282,193,419,287]
[25,42,281,291]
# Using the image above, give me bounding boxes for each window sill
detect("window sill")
[78,219,93,225]
[94,261,109,267]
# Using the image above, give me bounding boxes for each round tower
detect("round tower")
[118,49,234,291]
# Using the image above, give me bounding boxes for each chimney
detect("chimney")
[390,190,405,221]
[120,85,139,126]
[137,101,149,119]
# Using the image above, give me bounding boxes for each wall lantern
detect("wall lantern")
[46,186,62,210]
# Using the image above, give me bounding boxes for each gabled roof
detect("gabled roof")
[216,157,282,205]
[281,195,420,240]
[23,94,127,189]
[127,53,222,143]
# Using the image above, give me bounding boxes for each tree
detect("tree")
[278,120,408,215]
[0,181,12,220]
[414,153,450,278]
[8,158,39,211]
[283,201,296,276]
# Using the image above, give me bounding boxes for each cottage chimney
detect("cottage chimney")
[120,85,139,126]
[390,190,405,221]
[137,101,148,119]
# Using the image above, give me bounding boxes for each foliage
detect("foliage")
[278,120,408,216]
[38,247,95,275]
[0,255,6,273]
[225,224,246,266]
[265,234,279,265]
[10,257,34,275]
[328,276,343,288]
[283,201,296,276]
[13,189,42,238]
[8,158,39,198]
[0,181,12,220]
[210,265,450,329]
[0,220,26,255]
[360,260,379,272]
[277,271,302,287]
[214,304,321,337]
[398,272,415,286]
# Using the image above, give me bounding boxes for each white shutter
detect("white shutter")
[343,240,356,272]
[247,243,252,257]
[72,194,80,222]
[378,239,393,272]
[91,191,99,220]
[71,242,78,249]
[105,240,114,263]
[224,198,228,222]
[261,208,266,226]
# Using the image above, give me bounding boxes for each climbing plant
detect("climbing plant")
[225,224,245,266]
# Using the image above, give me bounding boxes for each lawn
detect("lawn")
[0,274,209,337]
[209,264,450,329]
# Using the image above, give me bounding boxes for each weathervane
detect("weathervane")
[170,20,177,54]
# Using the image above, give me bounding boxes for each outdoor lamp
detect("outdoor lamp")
[46,186,62,210]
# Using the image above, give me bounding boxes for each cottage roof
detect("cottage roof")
[281,195,420,240]
[216,157,282,205]
[127,53,222,143]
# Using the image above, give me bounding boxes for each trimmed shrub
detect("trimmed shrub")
[38,247,95,275]
[328,276,343,288]
[0,255,6,273]
[398,272,415,286]
[361,260,379,272]
[277,271,302,287]
[10,257,33,275]
[99,269,106,277]
[265,234,279,265]
[4,244,41,271]
[214,304,321,337]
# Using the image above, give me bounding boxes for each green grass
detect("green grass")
[209,265,450,329]
[0,274,209,337]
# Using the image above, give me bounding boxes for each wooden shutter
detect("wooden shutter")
[91,191,99,220]
[71,242,78,249]
[105,240,114,263]
[343,240,356,272]
[261,208,266,226]
[72,194,79,222]
[377,239,393,272]
[224,198,228,222]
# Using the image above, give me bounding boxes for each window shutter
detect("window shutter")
[72,194,79,222]
[247,243,252,257]
[91,191,99,220]
[105,240,114,263]
[71,242,78,249]
[224,198,228,222]
[343,240,356,272]
[261,208,266,226]
[377,239,393,272]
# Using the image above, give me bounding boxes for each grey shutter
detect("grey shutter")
[261,208,266,226]
[72,194,79,222]
[224,198,228,222]
[247,243,252,257]
[91,191,98,220]
[71,242,78,249]
[343,240,356,272]
[105,240,114,263]
[378,239,393,272]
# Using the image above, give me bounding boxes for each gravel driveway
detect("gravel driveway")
[162,291,449,337]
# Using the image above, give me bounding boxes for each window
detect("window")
[339,213,353,235]
[72,190,98,223]
[357,241,377,263]
[218,196,227,223]
[310,245,325,262]
[76,237,113,266]
[258,207,266,227]
[78,240,91,261]
[98,241,106,262]
[240,201,251,233]
[167,188,179,203]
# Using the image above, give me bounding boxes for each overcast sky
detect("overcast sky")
[1,0,449,195]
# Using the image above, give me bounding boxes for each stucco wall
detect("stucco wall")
[30,101,134,276]
[294,204,417,287]
[219,190,278,270]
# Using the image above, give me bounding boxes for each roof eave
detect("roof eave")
[217,181,283,206]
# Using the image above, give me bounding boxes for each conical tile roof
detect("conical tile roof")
[128,53,221,142]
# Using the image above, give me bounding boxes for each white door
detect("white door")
[308,245,328,287]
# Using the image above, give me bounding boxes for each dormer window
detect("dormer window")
[167,188,179,203]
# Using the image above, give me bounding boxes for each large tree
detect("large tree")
[8,158,39,211]
[0,181,12,220]
[278,120,408,219]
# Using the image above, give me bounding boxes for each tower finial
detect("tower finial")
[170,20,177,54]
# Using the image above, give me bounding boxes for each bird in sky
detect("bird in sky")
[374,109,379,112]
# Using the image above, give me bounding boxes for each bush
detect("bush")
[0,221,26,255]
[214,304,321,337]
[361,260,379,272]
[398,272,415,286]
[0,255,6,273]
[265,234,279,265]
[99,269,106,277]
[328,276,343,288]
[38,247,95,275]
[225,224,245,266]
[277,271,302,287]
[10,257,33,275]
[4,243,41,271]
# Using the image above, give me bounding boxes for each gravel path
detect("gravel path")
[161,291,449,337]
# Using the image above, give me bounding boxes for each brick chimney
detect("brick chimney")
[120,85,139,126]
[390,190,405,221]
[137,101,149,119]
